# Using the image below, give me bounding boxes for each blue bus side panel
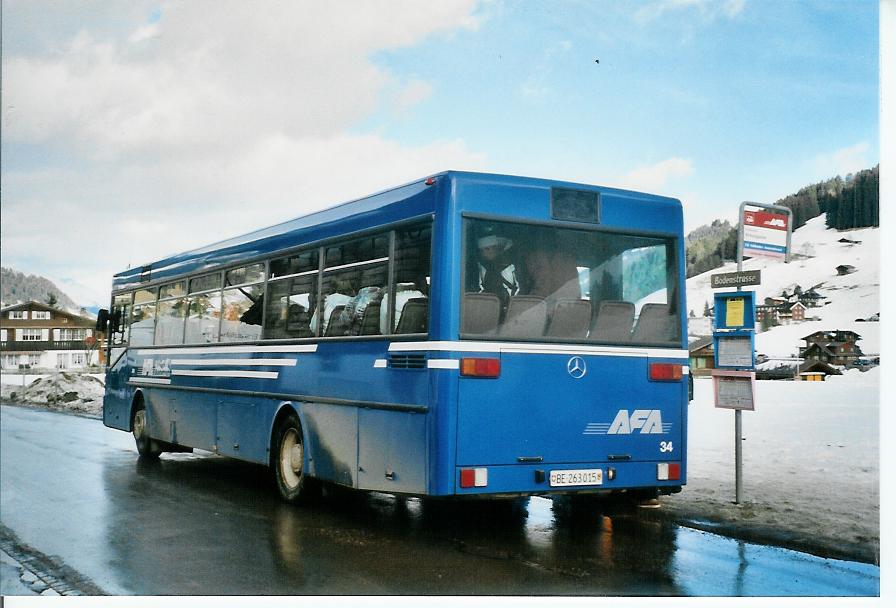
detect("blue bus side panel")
[427,369,459,496]
[217,399,274,462]
[357,409,427,493]
[142,389,174,444]
[301,403,359,488]
[173,392,218,454]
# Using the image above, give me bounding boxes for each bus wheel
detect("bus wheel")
[272,414,306,502]
[132,405,160,458]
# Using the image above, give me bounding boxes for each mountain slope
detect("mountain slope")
[686,215,879,358]
[0,267,80,310]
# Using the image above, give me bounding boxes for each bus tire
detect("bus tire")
[271,413,307,502]
[132,403,161,458]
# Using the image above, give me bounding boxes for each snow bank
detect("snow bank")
[662,372,879,564]
[1,373,105,417]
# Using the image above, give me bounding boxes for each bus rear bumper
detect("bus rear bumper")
[451,461,685,496]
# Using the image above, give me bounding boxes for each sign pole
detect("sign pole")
[735,212,744,505]
[731,201,792,504]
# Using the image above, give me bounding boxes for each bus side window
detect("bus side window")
[185,291,222,344]
[220,264,264,343]
[316,232,389,337]
[265,249,319,340]
[130,287,157,347]
[388,224,431,335]
[185,272,222,344]
[155,297,187,345]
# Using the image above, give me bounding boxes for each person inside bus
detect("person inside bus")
[310,278,355,335]
[474,228,519,316]
[343,285,383,335]
[239,292,264,327]
[379,281,427,334]
[522,241,581,303]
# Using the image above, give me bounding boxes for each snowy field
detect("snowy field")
[663,369,879,563]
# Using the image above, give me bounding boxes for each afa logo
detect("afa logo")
[583,409,672,435]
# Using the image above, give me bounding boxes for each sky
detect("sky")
[0,0,881,307]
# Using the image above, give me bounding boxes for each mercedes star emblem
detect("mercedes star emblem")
[567,356,587,379]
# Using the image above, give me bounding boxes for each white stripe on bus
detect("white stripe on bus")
[170,358,297,367]
[373,359,388,368]
[388,341,688,359]
[171,370,279,379]
[427,359,460,369]
[135,345,318,356]
[130,377,172,385]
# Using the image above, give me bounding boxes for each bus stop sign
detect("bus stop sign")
[743,209,790,259]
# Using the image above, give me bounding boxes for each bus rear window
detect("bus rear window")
[462,218,681,345]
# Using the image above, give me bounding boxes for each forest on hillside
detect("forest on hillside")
[686,165,879,278]
[0,267,79,310]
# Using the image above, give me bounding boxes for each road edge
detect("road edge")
[0,524,106,596]
[646,506,880,566]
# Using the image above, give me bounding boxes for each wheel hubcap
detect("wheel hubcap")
[279,428,303,489]
[133,410,146,439]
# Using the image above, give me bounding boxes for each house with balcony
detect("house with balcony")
[0,301,101,370]
[798,330,863,367]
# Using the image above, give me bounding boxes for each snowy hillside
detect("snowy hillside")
[686,215,879,358]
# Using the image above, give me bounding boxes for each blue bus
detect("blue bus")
[99,171,688,504]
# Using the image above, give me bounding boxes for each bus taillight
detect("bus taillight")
[657,463,680,481]
[460,468,488,488]
[649,363,682,381]
[460,358,500,378]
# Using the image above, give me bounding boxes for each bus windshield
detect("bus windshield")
[462,218,681,346]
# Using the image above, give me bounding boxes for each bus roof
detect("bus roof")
[111,170,681,291]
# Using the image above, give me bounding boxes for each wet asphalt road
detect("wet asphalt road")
[0,404,879,596]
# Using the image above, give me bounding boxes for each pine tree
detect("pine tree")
[46,293,58,307]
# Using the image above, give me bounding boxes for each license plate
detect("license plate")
[549,468,603,487]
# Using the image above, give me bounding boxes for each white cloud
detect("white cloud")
[809,142,871,180]
[1,1,485,305]
[635,0,746,24]
[621,157,695,192]
[395,80,434,110]
[128,23,159,44]
[3,1,481,156]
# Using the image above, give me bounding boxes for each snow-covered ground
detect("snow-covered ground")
[673,215,880,563]
[662,369,879,564]
[0,373,105,416]
[687,215,880,358]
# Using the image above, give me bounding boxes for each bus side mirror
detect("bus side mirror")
[96,309,109,332]
[110,309,122,334]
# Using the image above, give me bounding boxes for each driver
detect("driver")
[476,229,519,314]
